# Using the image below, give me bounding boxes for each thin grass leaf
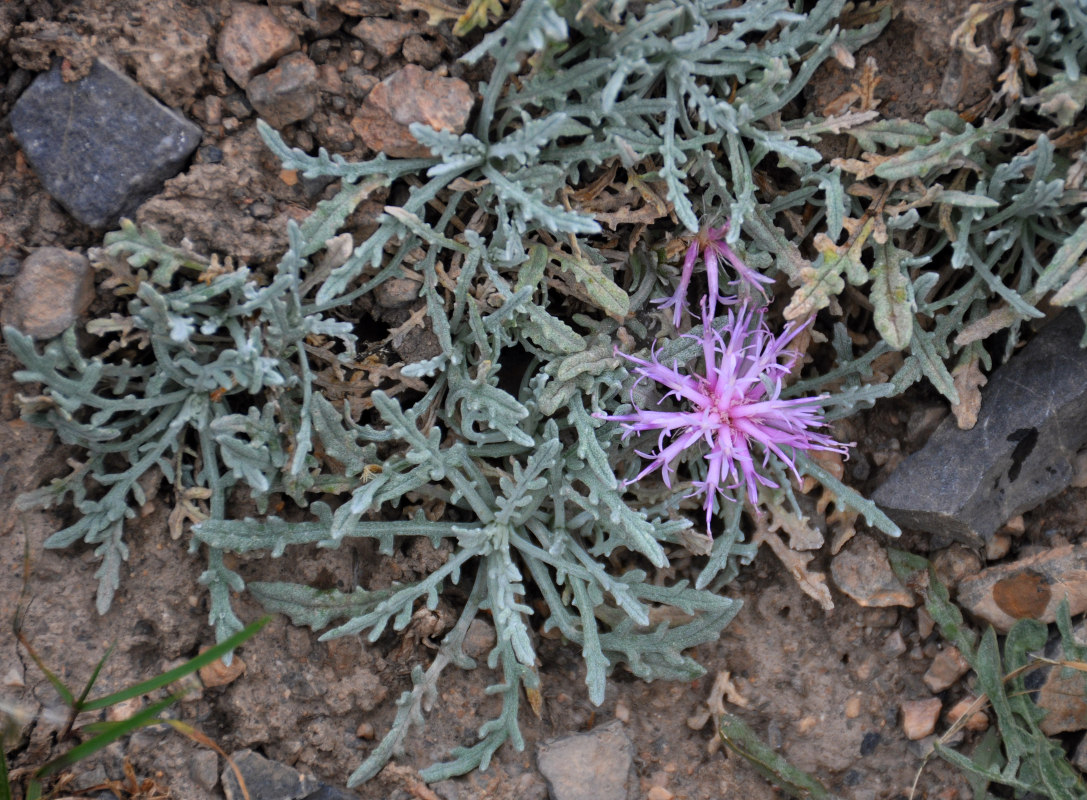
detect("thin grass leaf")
[80,616,269,711]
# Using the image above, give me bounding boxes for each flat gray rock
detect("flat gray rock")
[221,749,319,800]
[10,59,201,229]
[873,311,1087,545]
[536,720,633,800]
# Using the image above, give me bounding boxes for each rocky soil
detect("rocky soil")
[2,2,1085,800]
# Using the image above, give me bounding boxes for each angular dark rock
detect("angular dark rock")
[873,311,1087,545]
[221,749,319,800]
[10,59,201,229]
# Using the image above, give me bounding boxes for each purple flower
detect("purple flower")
[654,222,773,328]
[604,303,849,534]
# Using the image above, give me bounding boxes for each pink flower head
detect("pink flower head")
[654,221,773,327]
[604,302,849,534]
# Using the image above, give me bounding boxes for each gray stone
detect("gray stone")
[1,247,95,339]
[301,785,360,800]
[10,60,201,229]
[536,720,633,800]
[190,750,220,792]
[873,311,1087,545]
[222,749,319,800]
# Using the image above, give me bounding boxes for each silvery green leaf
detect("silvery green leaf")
[869,240,916,350]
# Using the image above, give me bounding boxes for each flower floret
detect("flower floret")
[654,222,773,327]
[605,303,849,534]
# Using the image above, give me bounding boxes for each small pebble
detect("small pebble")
[374,276,422,308]
[199,654,246,688]
[614,699,630,724]
[923,646,971,693]
[106,696,143,722]
[402,35,441,68]
[932,545,983,590]
[349,17,415,57]
[917,607,935,639]
[844,696,862,719]
[246,52,319,128]
[859,731,881,756]
[204,95,223,125]
[647,787,674,800]
[199,146,224,164]
[355,722,375,739]
[946,697,988,732]
[883,630,907,658]
[986,533,1011,560]
[831,535,916,608]
[900,698,942,741]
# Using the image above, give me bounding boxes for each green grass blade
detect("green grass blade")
[35,693,179,779]
[74,643,116,710]
[19,644,75,708]
[80,616,269,712]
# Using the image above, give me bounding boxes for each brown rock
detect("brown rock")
[830,535,916,608]
[900,697,942,740]
[957,544,1087,632]
[317,64,344,95]
[123,22,210,109]
[923,646,971,692]
[931,544,982,590]
[1034,625,1087,735]
[537,721,633,800]
[246,52,318,128]
[946,697,988,732]
[349,17,415,56]
[199,654,246,687]
[1038,667,1087,735]
[351,65,474,158]
[2,248,95,339]
[985,533,1011,560]
[216,3,299,89]
[105,696,143,722]
[403,34,441,68]
[374,276,421,308]
[917,607,935,639]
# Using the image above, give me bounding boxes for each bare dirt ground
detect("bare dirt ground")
[0,2,1071,799]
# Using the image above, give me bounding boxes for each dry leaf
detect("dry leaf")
[952,356,988,429]
[754,523,834,611]
[821,57,882,116]
[955,305,1023,346]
